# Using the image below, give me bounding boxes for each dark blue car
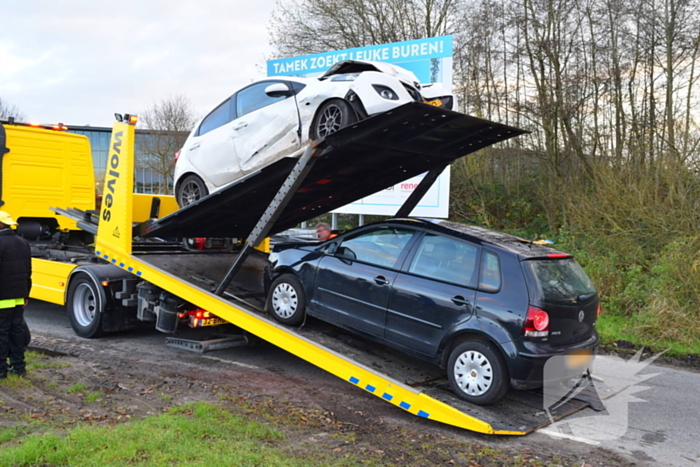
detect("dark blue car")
[265,219,600,405]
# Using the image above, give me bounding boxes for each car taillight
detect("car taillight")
[597,304,601,318]
[174,149,181,163]
[523,306,549,337]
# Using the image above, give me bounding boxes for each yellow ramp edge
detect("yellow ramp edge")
[93,244,523,434]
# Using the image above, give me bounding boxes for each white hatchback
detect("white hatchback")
[173,60,455,207]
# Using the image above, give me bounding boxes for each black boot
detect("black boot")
[8,366,26,377]
[8,360,26,377]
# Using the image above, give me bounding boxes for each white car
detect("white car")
[173,60,455,207]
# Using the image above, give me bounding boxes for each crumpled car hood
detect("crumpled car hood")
[321,60,420,87]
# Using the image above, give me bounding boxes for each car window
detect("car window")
[408,234,478,285]
[236,82,289,118]
[525,259,596,302]
[479,251,502,292]
[337,227,414,268]
[198,98,233,136]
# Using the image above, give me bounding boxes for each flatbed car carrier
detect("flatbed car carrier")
[2,105,595,434]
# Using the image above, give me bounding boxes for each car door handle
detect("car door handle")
[452,295,471,306]
[374,276,389,286]
[189,143,200,150]
[233,122,248,131]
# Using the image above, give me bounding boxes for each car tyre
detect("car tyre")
[176,174,209,207]
[67,274,105,338]
[447,340,509,405]
[267,274,306,326]
[311,99,357,140]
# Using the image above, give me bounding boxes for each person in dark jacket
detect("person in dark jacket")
[0,211,32,379]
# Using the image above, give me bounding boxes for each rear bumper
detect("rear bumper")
[509,333,600,389]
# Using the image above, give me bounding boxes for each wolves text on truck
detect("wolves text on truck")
[1,95,597,433]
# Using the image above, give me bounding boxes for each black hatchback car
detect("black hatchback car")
[264,219,600,405]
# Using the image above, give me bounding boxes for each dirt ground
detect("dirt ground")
[0,331,649,467]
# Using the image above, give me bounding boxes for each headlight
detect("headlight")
[372,85,399,100]
[330,73,360,82]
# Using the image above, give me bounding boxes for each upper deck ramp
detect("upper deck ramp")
[136,102,526,239]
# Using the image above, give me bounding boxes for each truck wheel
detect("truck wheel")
[447,340,509,405]
[67,274,105,338]
[311,99,357,140]
[176,174,209,207]
[267,274,306,326]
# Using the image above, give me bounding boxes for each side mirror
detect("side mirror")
[265,83,293,98]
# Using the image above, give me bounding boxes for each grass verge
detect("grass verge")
[0,402,356,467]
[597,314,700,357]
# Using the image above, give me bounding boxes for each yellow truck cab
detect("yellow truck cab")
[0,123,95,237]
[0,120,178,319]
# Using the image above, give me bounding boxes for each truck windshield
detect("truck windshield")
[524,259,596,302]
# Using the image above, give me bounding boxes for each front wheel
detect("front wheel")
[267,274,306,326]
[67,274,105,338]
[447,340,509,405]
[176,174,209,207]
[310,99,357,140]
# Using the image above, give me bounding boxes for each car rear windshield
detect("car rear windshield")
[524,259,596,302]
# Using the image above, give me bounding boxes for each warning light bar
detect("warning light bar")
[114,113,138,125]
[1,118,69,131]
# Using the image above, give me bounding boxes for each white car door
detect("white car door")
[231,81,301,176]
[188,97,242,188]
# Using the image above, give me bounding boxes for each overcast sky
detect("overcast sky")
[1,0,278,127]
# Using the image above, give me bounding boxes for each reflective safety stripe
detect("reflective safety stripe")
[0,298,24,309]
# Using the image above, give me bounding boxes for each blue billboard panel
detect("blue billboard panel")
[267,36,452,85]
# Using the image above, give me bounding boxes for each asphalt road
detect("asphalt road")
[24,300,700,466]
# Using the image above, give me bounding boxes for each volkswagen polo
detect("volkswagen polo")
[264,219,600,405]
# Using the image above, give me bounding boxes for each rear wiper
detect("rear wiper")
[577,293,596,302]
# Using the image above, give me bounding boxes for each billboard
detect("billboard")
[331,167,451,218]
[267,36,453,218]
[267,36,453,86]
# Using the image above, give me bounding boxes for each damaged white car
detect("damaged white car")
[174,60,455,207]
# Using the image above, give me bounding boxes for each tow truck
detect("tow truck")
[1,104,596,434]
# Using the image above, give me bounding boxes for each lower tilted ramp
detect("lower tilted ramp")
[140,251,596,435]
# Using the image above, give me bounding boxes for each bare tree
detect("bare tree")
[137,95,197,194]
[269,0,458,57]
[0,98,26,121]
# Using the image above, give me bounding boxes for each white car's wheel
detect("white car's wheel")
[447,340,509,405]
[267,274,306,326]
[177,175,209,207]
[311,99,357,140]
